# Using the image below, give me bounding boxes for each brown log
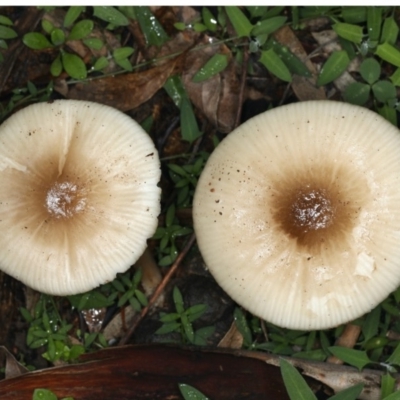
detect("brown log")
[0,344,290,399]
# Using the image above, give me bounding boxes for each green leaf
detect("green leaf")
[259,48,292,82]
[272,43,311,77]
[113,46,134,61]
[383,390,400,400]
[83,38,103,50]
[332,23,363,44]
[0,15,13,26]
[50,55,63,77]
[379,104,398,126]
[41,19,54,34]
[93,56,108,71]
[178,383,210,400]
[68,19,93,41]
[192,54,228,83]
[328,347,371,370]
[155,321,180,334]
[62,51,87,79]
[329,383,364,400]
[367,7,382,42]
[359,58,380,84]
[0,25,17,40]
[376,42,400,67]
[341,7,366,24]
[115,58,132,71]
[361,305,381,343]
[234,307,252,347]
[33,388,58,400]
[280,358,317,400]
[202,7,217,32]
[381,374,396,399]
[381,16,399,45]
[386,341,400,365]
[180,97,202,143]
[64,6,85,27]
[134,6,169,46]
[225,6,253,37]
[50,28,65,46]
[317,50,350,86]
[372,80,397,103]
[23,32,53,49]
[164,75,186,108]
[251,16,287,37]
[93,6,129,27]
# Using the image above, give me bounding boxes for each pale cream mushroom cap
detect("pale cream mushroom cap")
[0,100,161,295]
[193,100,400,330]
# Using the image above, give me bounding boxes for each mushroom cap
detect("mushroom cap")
[193,100,400,330]
[0,100,161,295]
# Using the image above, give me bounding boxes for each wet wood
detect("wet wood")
[0,344,289,400]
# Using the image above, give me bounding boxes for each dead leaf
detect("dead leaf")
[0,344,289,400]
[182,36,240,133]
[0,346,28,379]
[66,56,181,111]
[274,25,326,101]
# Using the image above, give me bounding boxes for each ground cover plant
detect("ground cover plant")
[0,5,400,399]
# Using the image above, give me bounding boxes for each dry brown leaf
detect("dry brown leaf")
[182,37,240,133]
[66,57,180,111]
[217,320,243,349]
[274,25,326,101]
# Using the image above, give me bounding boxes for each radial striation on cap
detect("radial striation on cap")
[193,100,400,330]
[0,100,161,295]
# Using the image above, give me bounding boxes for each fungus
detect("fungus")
[193,100,400,330]
[0,100,160,295]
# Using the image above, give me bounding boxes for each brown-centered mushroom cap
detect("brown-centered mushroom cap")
[193,100,400,330]
[0,100,160,295]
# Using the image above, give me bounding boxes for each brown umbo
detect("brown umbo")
[0,100,160,295]
[193,101,400,330]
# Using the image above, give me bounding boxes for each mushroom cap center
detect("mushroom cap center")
[290,186,334,232]
[45,180,86,219]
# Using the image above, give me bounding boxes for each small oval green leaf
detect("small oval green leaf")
[376,42,400,67]
[180,97,202,143]
[92,56,108,71]
[0,25,17,40]
[0,15,13,26]
[83,37,103,50]
[113,46,134,61]
[251,16,287,37]
[32,388,58,400]
[328,346,371,371]
[134,6,169,46]
[359,57,380,84]
[93,6,129,26]
[280,358,317,400]
[341,6,366,24]
[64,6,85,28]
[50,28,65,46]
[367,6,382,42]
[225,6,253,37]
[192,53,228,83]
[68,19,94,41]
[381,16,399,45]
[41,19,54,34]
[23,32,53,49]
[259,48,292,82]
[372,80,397,103]
[61,51,87,79]
[329,383,364,400]
[202,7,217,32]
[332,23,363,44]
[317,50,350,86]
[178,383,210,400]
